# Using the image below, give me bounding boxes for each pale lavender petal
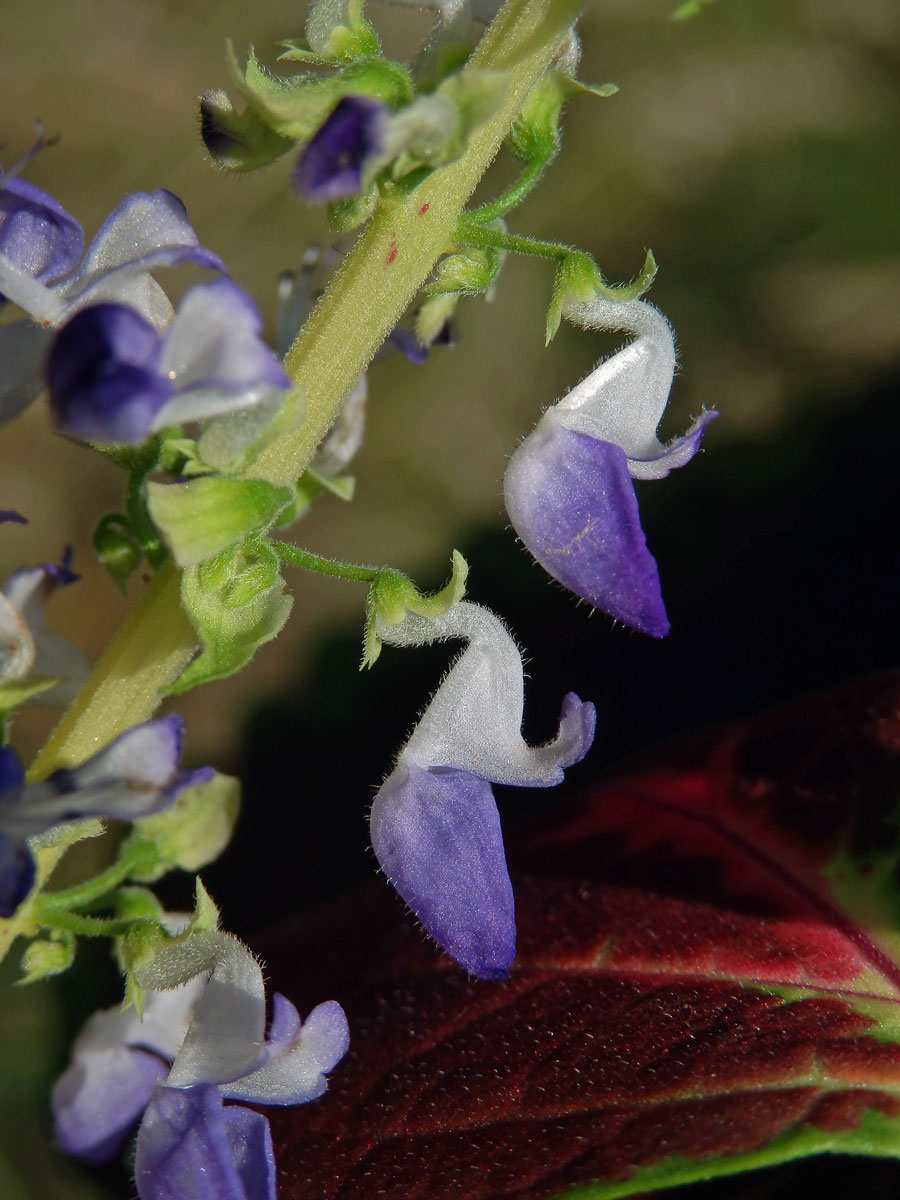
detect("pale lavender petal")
[166,934,268,1088]
[0,176,83,283]
[12,716,208,834]
[370,761,515,980]
[71,190,225,301]
[135,1084,270,1200]
[53,1044,166,1162]
[222,999,349,1105]
[505,416,670,638]
[627,408,718,481]
[293,96,387,202]
[154,279,288,426]
[266,992,302,1053]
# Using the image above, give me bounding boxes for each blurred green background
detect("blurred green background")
[2,0,899,1195]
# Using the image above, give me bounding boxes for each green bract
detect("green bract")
[133,773,241,879]
[146,476,295,568]
[169,536,293,694]
[545,248,657,343]
[364,549,469,667]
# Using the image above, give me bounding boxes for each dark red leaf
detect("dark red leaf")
[260,672,900,1199]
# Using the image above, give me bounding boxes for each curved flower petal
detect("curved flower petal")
[222,998,350,1105]
[293,96,387,202]
[46,302,169,443]
[154,279,289,426]
[505,418,670,637]
[383,600,595,785]
[0,176,84,283]
[166,933,268,1089]
[1,547,88,699]
[53,1044,167,1162]
[68,190,226,313]
[135,1083,274,1200]
[5,715,209,836]
[371,761,515,979]
[52,978,204,1161]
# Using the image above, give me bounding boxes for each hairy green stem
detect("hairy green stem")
[469,156,550,224]
[273,541,382,583]
[30,906,137,938]
[462,221,571,259]
[39,838,158,911]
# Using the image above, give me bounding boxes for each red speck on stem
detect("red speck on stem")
[418,202,430,216]
[385,233,399,266]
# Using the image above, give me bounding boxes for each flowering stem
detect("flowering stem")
[30,905,137,938]
[273,541,382,583]
[249,0,588,487]
[469,156,550,224]
[461,221,572,259]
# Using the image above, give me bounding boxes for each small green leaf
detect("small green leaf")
[168,537,293,694]
[133,773,241,879]
[146,476,294,568]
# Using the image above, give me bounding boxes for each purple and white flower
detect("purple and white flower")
[0,545,88,703]
[370,600,595,979]
[0,715,210,917]
[46,278,290,445]
[54,930,349,1200]
[0,184,224,423]
[293,95,387,202]
[504,294,717,637]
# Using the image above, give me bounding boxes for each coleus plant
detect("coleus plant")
[1,0,886,1197]
[261,672,900,1198]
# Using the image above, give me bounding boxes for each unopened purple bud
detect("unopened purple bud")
[292,96,386,203]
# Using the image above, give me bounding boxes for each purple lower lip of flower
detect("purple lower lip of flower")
[46,302,170,444]
[134,1083,276,1200]
[292,96,387,203]
[370,760,516,980]
[504,418,670,638]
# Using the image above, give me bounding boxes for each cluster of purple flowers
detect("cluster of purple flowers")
[0,178,288,444]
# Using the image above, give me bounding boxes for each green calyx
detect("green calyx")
[364,550,468,667]
[546,247,658,343]
[199,89,296,171]
[168,535,293,695]
[133,773,241,879]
